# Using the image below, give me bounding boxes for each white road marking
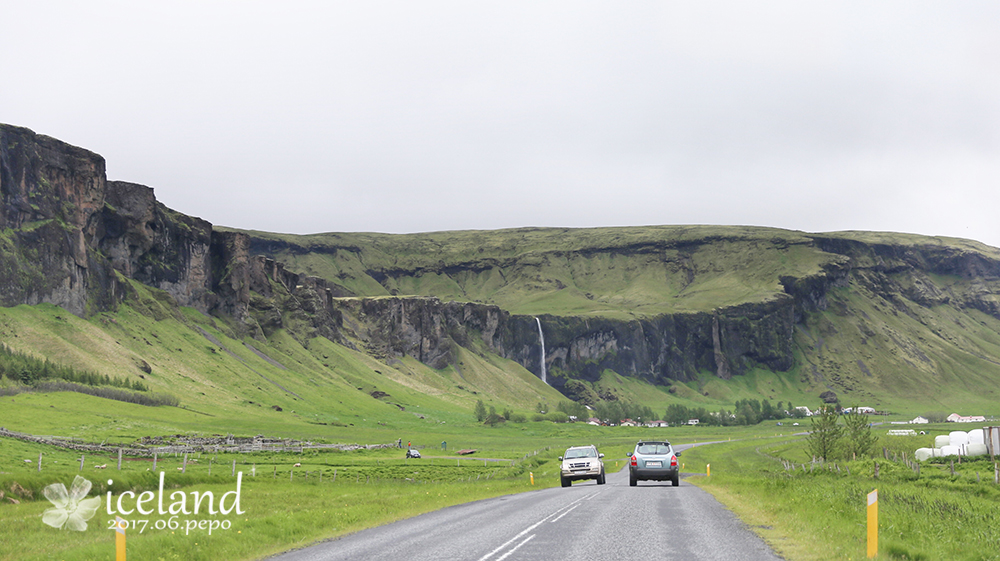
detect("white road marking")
[550,504,580,523]
[495,534,536,561]
[477,492,598,561]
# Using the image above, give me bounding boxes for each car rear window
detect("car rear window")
[637,444,671,455]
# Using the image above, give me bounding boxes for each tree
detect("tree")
[806,407,844,461]
[664,404,690,426]
[760,399,775,421]
[474,400,487,422]
[484,405,504,426]
[842,409,878,460]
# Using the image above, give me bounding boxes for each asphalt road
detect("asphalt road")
[267,445,783,561]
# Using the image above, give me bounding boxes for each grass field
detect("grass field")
[683,427,1000,561]
[0,420,714,561]
[5,409,999,560]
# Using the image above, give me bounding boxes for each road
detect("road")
[266,445,783,561]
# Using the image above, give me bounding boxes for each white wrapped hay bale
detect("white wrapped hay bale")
[949,431,969,447]
[940,444,961,456]
[968,428,985,446]
[914,448,934,461]
[934,435,951,448]
[966,443,988,457]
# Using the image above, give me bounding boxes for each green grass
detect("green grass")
[683,431,1000,561]
[0,421,701,561]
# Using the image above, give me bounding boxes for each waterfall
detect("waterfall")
[535,317,547,385]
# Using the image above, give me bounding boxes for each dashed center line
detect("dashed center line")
[495,534,535,561]
[550,504,580,523]
[477,491,599,561]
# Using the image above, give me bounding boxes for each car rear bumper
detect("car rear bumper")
[631,467,679,480]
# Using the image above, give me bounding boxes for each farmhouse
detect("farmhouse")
[843,406,876,414]
[946,413,986,423]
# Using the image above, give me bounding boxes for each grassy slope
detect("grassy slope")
[228,225,1000,417]
[0,290,563,443]
[787,283,1000,416]
[230,225,834,318]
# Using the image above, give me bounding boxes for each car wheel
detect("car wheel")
[597,469,606,485]
[629,471,637,487]
[672,474,680,487]
[561,476,570,488]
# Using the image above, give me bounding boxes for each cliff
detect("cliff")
[4,123,1000,406]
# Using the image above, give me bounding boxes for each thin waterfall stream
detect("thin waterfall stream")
[535,317,548,385]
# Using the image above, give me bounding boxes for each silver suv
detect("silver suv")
[629,440,680,487]
[559,445,606,487]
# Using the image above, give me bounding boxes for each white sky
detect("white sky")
[2,1,999,247]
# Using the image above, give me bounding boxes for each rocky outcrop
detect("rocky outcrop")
[309,293,796,391]
[525,295,795,389]
[1,125,236,317]
[808,236,1000,321]
[0,124,121,315]
[100,181,215,311]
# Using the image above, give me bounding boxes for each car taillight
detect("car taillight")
[670,456,678,467]
[630,455,637,466]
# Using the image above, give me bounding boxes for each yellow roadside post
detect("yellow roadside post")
[115,516,126,561]
[707,463,711,477]
[529,472,534,485]
[867,489,878,558]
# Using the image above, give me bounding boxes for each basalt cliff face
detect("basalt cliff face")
[4,123,1000,402]
[0,125,222,316]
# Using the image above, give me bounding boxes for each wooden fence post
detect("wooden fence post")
[79,455,85,471]
[118,448,122,471]
[232,460,236,477]
[183,453,188,474]
[37,452,42,472]
[152,453,157,472]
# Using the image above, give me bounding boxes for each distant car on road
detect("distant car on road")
[406,449,421,458]
[559,445,605,487]
[629,440,680,487]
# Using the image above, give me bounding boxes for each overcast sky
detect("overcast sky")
[3,1,999,247]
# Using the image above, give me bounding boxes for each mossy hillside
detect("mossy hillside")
[231,225,835,318]
[0,283,566,441]
[785,280,1000,416]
